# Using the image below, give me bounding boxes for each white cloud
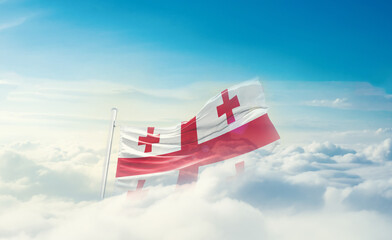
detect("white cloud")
[0,17,28,31]
[0,142,106,201]
[363,138,391,162]
[0,72,231,131]
[0,186,391,240]
[376,128,392,135]
[1,139,392,239]
[355,82,392,99]
[1,73,390,149]
[306,141,355,156]
[1,72,226,103]
[305,98,350,108]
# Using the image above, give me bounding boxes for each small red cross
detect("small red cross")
[217,89,240,124]
[138,127,160,153]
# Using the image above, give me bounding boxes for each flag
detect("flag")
[115,80,279,193]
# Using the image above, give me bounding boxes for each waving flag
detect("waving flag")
[115,80,279,193]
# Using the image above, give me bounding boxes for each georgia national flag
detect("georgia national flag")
[115,80,279,194]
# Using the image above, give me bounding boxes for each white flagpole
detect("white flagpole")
[100,107,118,199]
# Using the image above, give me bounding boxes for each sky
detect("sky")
[0,0,392,239]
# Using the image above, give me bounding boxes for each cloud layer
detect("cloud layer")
[1,138,391,239]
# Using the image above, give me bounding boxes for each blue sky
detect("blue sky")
[0,0,391,146]
[0,2,392,239]
[1,0,391,89]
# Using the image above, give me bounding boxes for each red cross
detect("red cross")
[138,127,160,153]
[217,89,240,124]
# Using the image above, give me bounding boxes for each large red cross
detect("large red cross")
[217,89,240,124]
[138,127,160,153]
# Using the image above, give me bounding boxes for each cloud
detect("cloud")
[0,185,391,240]
[305,98,350,108]
[0,111,109,125]
[1,139,392,239]
[310,129,392,147]
[2,73,227,103]
[376,128,392,135]
[0,142,106,201]
[0,17,28,31]
[306,141,355,156]
[355,82,392,99]
[0,72,232,130]
[363,138,392,162]
[1,74,390,149]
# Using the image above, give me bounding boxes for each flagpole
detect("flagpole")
[100,107,118,199]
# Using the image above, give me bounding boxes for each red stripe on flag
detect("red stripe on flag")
[180,117,198,151]
[116,113,279,178]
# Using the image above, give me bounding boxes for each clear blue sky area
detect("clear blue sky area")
[1,0,391,90]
